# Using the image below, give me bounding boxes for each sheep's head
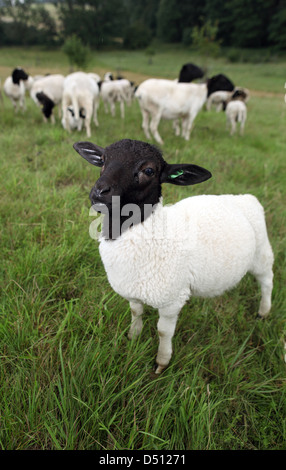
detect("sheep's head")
[12,67,29,85]
[207,74,235,97]
[73,139,211,238]
[36,92,55,118]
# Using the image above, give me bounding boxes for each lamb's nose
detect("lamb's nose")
[96,186,111,197]
[90,185,111,204]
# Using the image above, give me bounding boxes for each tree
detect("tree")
[268,3,286,50]
[0,0,58,46]
[58,0,128,48]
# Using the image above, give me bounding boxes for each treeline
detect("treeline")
[0,0,285,50]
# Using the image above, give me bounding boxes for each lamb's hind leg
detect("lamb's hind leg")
[251,246,274,318]
[256,269,273,317]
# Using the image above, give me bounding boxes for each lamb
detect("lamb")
[30,74,65,123]
[225,99,247,136]
[100,79,135,119]
[3,67,29,111]
[61,72,100,137]
[73,138,274,374]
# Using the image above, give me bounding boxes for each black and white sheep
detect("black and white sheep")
[3,67,29,111]
[73,138,274,374]
[30,74,65,123]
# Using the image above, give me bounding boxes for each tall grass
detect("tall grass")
[0,46,286,450]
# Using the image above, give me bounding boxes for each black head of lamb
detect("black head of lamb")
[36,92,55,119]
[12,67,29,85]
[73,139,211,238]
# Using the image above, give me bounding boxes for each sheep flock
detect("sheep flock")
[1,63,250,141]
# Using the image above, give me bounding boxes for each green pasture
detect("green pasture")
[0,46,286,450]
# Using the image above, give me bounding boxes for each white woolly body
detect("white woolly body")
[30,74,65,107]
[135,78,207,143]
[99,194,271,309]
[226,100,247,135]
[3,77,26,110]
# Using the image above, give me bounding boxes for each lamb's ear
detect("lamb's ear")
[73,141,104,167]
[161,163,212,186]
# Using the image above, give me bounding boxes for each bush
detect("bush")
[62,35,90,69]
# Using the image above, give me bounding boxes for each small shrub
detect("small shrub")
[62,35,90,70]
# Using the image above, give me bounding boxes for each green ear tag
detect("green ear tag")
[169,170,184,179]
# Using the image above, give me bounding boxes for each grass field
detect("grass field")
[0,45,286,450]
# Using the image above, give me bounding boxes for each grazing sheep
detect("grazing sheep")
[135,75,233,144]
[62,106,86,131]
[30,74,65,123]
[225,100,247,136]
[3,67,29,111]
[61,71,100,137]
[73,138,274,374]
[100,79,135,119]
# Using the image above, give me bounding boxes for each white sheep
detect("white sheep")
[100,79,134,119]
[73,138,274,374]
[30,74,65,123]
[135,76,229,144]
[3,67,29,112]
[61,71,100,138]
[226,100,247,136]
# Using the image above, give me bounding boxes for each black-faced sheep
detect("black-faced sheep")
[3,67,29,112]
[73,138,274,374]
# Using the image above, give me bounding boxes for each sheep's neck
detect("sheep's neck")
[101,201,157,240]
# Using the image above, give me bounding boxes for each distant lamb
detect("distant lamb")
[225,99,247,136]
[100,79,135,119]
[3,67,29,111]
[61,71,100,137]
[73,138,274,374]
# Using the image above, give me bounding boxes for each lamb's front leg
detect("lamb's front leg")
[128,301,144,339]
[155,304,181,374]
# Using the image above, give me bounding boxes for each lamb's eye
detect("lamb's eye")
[144,168,154,177]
